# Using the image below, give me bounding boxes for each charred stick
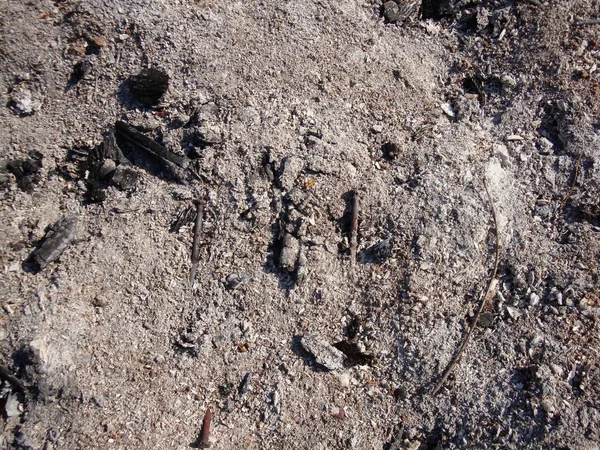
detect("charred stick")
[350,191,359,266]
[190,199,206,286]
[199,408,212,448]
[115,120,190,169]
[432,177,500,396]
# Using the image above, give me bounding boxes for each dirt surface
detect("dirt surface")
[1,1,599,449]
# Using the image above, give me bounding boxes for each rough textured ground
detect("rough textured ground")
[0,0,599,449]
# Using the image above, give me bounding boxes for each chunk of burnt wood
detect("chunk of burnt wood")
[29,216,78,271]
[6,152,43,192]
[115,121,190,169]
[128,68,169,106]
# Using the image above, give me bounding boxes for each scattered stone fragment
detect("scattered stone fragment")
[196,123,223,145]
[382,0,417,23]
[371,124,384,134]
[295,248,308,285]
[128,67,169,106]
[493,144,511,168]
[279,233,300,272]
[10,86,43,115]
[361,238,393,263]
[98,159,116,179]
[4,393,21,418]
[278,156,304,191]
[529,292,541,306]
[300,334,345,371]
[225,273,251,290]
[29,216,78,271]
[506,305,522,320]
[441,102,456,118]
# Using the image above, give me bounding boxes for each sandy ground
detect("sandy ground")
[0,0,599,449]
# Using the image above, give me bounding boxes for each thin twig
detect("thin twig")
[432,177,500,396]
[190,199,206,287]
[350,191,359,266]
[575,19,600,26]
[555,148,584,220]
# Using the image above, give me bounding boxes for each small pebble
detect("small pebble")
[440,103,455,118]
[529,293,540,306]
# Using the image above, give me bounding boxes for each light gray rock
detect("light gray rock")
[300,333,345,370]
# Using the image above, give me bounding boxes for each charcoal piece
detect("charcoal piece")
[7,152,43,192]
[111,165,139,191]
[381,142,399,160]
[115,121,190,169]
[128,68,169,106]
[170,204,196,232]
[238,373,252,398]
[66,60,92,90]
[332,340,374,367]
[30,216,78,271]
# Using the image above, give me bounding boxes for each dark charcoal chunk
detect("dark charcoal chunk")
[66,60,92,90]
[381,142,399,160]
[29,216,78,271]
[128,68,169,106]
[111,165,139,191]
[332,340,374,367]
[6,152,43,192]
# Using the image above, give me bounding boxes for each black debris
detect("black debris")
[66,60,92,90]
[381,142,399,160]
[6,152,43,192]
[170,204,196,233]
[115,120,190,169]
[128,68,169,106]
[27,216,78,272]
[238,373,251,398]
[332,340,374,367]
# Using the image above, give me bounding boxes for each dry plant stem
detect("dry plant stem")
[190,199,206,287]
[575,19,600,26]
[555,148,584,220]
[350,191,359,266]
[432,177,500,396]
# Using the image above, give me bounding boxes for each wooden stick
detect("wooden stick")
[115,120,190,169]
[350,191,359,266]
[432,177,500,396]
[190,199,206,287]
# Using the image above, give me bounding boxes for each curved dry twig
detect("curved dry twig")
[432,176,500,396]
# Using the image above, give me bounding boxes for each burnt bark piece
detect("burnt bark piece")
[6,152,43,192]
[115,121,190,169]
[30,216,78,271]
[128,68,169,106]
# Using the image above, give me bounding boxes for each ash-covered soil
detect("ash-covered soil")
[0,1,599,449]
